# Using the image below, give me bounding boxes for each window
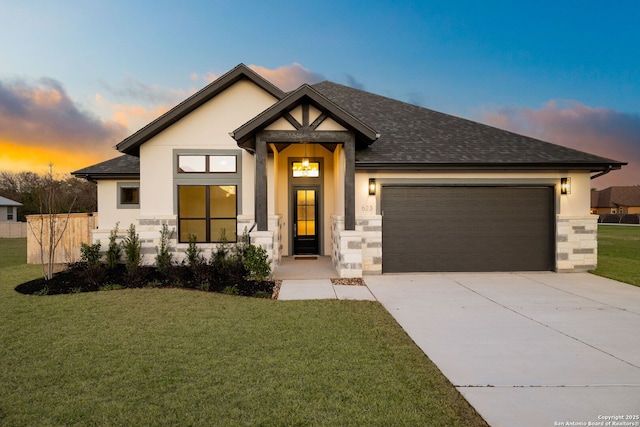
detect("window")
[7,207,13,221]
[178,185,237,243]
[292,161,320,177]
[118,183,140,209]
[178,155,237,173]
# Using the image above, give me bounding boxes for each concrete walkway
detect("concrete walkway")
[278,279,376,301]
[365,273,640,427]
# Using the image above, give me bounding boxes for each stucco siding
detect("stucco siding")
[355,170,592,217]
[138,79,278,217]
[97,180,140,230]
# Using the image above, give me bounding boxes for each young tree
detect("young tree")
[28,164,78,280]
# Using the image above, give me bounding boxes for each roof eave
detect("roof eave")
[71,172,140,182]
[354,161,626,172]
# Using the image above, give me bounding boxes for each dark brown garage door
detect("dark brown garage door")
[381,186,554,273]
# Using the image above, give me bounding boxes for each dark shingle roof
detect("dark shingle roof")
[592,186,640,208]
[312,81,624,170]
[72,155,140,181]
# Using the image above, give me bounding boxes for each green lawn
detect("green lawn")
[0,239,486,426]
[591,224,640,286]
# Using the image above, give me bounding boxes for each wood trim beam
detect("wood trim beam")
[310,112,328,130]
[255,135,268,231]
[282,112,302,130]
[344,134,356,230]
[260,130,350,143]
[302,104,309,128]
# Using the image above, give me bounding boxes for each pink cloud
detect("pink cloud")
[0,77,126,152]
[480,100,640,188]
[249,63,325,91]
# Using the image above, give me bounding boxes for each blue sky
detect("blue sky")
[1,0,638,188]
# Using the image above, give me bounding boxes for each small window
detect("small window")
[209,155,237,173]
[118,183,140,208]
[292,161,320,178]
[121,187,139,205]
[178,155,207,173]
[7,207,14,221]
[178,155,237,173]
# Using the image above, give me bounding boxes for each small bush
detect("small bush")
[155,224,174,274]
[122,224,142,283]
[106,222,122,269]
[185,234,204,268]
[80,242,102,266]
[243,244,271,282]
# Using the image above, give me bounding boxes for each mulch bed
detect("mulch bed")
[330,278,366,286]
[15,263,276,298]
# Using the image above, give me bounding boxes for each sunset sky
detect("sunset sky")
[1,0,638,188]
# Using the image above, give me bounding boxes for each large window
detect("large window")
[178,185,237,243]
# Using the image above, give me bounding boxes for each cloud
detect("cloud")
[0,77,126,152]
[249,63,325,91]
[479,100,640,188]
[345,74,365,90]
[99,76,189,106]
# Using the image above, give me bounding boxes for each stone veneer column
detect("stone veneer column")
[247,214,282,270]
[356,215,383,274]
[556,215,598,272]
[331,215,363,278]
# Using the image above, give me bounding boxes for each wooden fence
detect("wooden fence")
[0,221,27,238]
[26,213,98,265]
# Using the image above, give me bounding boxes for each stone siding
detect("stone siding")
[331,215,363,278]
[356,215,383,274]
[91,214,282,267]
[556,215,598,272]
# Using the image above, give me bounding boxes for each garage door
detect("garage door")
[381,186,554,273]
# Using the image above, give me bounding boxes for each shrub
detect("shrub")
[106,222,122,269]
[185,234,204,268]
[155,224,174,274]
[243,244,271,282]
[80,242,102,266]
[122,224,142,282]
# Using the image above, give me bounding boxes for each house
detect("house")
[591,186,640,215]
[72,64,625,276]
[0,196,22,222]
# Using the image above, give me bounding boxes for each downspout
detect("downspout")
[591,166,613,180]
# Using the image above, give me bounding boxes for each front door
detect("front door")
[293,187,319,255]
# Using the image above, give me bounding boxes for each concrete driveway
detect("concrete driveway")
[365,273,640,427]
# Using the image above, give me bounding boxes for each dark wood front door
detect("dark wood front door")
[293,187,319,255]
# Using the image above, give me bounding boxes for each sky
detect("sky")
[0,0,638,189]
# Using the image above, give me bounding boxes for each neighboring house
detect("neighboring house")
[591,186,640,215]
[73,64,625,276]
[0,196,22,222]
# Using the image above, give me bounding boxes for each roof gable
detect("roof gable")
[232,84,379,151]
[116,64,285,156]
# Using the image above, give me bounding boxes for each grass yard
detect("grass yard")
[591,225,640,287]
[0,238,486,426]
